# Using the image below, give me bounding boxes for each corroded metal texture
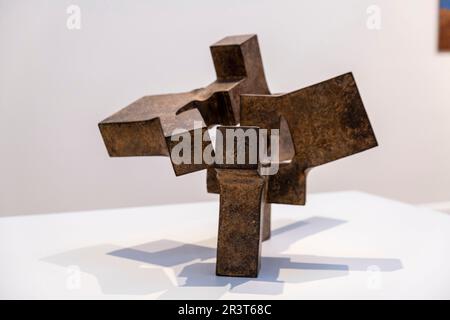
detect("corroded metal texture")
[216,169,265,277]
[240,73,378,205]
[98,34,269,176]
[261,190,271,241]
[98,34,378,278]
[207,126,271,250]
[213,126,260,170]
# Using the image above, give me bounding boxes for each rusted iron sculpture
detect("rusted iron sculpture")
[99,34,377,278]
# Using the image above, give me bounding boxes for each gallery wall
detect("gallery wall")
[1,0,449,216]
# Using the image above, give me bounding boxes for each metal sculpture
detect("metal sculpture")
[99,34,377,277]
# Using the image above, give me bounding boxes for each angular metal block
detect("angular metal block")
[241,72,378,205]
[98,35,379,279]
[213,126,260,170]
[215,169,266,277]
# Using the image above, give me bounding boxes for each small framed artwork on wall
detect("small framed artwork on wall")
[440,0,450,50]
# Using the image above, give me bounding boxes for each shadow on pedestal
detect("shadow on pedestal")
[42,216,402,298]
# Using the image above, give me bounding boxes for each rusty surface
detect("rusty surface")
[240,73,378,205]
[98,34,269,176]
[261,187,271,241]
[215,169,265,277]
[211,126,271,248]
[213,126,260,170]
[98,34,378,278]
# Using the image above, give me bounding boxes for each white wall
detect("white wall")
[1,0,449,216]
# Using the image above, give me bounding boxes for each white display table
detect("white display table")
[1,191,449,299]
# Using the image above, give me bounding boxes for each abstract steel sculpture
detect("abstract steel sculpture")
[99,34,377,278]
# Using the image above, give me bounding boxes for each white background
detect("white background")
[1,0,449,216]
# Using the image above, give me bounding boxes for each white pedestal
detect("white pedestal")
[1,191,449,299]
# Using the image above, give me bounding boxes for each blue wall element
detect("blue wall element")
[441,0,450,10]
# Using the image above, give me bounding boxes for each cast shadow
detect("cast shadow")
[42,216,402,298]
[109,217,345,266]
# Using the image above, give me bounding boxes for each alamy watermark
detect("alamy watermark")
[170,122,281,175]
[366,265,382,290]
[66,265,81,290]
[366,5,382,30]
[66,5,81,30]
